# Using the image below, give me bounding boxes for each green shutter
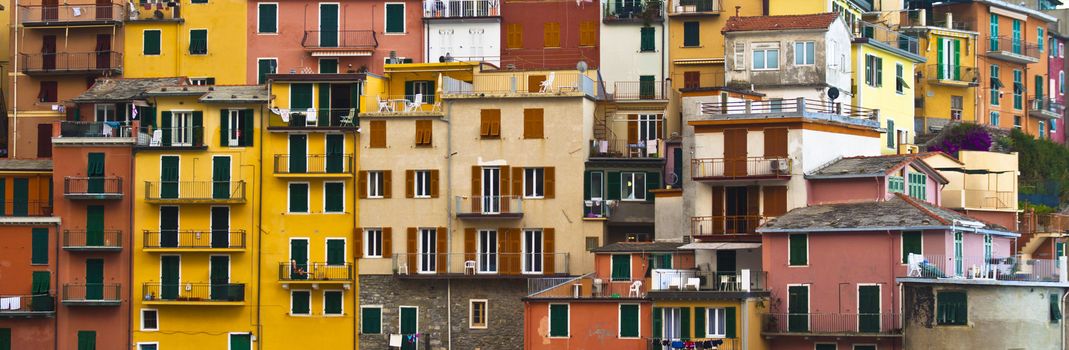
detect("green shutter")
[85,259,103,300]
[404,81,416,101]
[31,271,50,294]
[317,83,331,126]
[953,39,961,80]
[385,4,405,33]
[815,345,836,350]
[640,27,655,52]
[326,134,344,173]
[887,120,895,148]
[290,84,313,110]
[606,171,621,200]
[937,39,944,80]
[726,307,737,338]
[292,291,310,314]
[683,22,699,47]
[143,30,160,55]
[160,156,179,199]
[611,254,630,281]
[212,156,231,200]
[326,239,345,265]
[583,171,592,200]
[87,153,105,193]
[549,304,569,337]
[161,256,179,299]
[289,183,308,212]
[189,29,207,54]
[258,3,277,33]
[229,334,251,350]
[787,286,809,332]
[0,328,10,350]
[12,178,27,216]
[220,109,229,147]
[652,307,663,338]
[290,239,309,280]
[86,206,104,246]
[258,59,275,85]
[325,182,344,213]
[288,134,307,173]
[31,228,48,264]
[620,304,639,337]
[325,291,343,314]
[400,306,418,337]
[241,109,254,146]
[209,256,229,300]
[645,171,660,201]
[693,307,705,339]
[160,111,172,146]
[937,291,967,325]
[320,59,338,74]
[858,285,881,332]
[680,307,690,340]
[0,178,7,215]
[1058,242,1066,257]
[1052,294,1063,322]
[902,232,922,263]
[77,330,96,350]
[362,307,382,334]
[789,233,807,266]
[319,4,339,47]
[192,111,203,146]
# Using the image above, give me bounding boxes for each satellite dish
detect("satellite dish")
[576,61,588,73]
[827,87,840,101]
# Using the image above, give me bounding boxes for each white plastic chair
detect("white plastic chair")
[628,280,643,297]
[397,261,409,275]
[377,96,394,113]
[593,278,604,296]
[464,260,477,275]
[539,72,556,93]
[685,278,701,291]
[304,108,317,125]
[907,253,923,277]
[340,108,356,127]
[406,93,424,112]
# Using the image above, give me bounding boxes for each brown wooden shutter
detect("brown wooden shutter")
[415,120,432,146]
[382,170,393,198]
[684,71,700,89]
[480,109,501,138]
[746,186,761,233]
[763,128,788,158]
[509,228,522,274]
[406,227,417,271]
[436,227,448,274]
[382,227,393,258]
[544,167,555,198]
[405,170,415,198]
[500,166,511,212]
[528,75,546,93]
[711,186,724,234]
[464,228,476,262]
[656,117,663,139]
[370,120,386,148]
[500,228,514,274]
[358,171,368,198]
[763,185,788,217]
[430,170,440,198]
[511,167,523,198]
[724,129,748,177]
[627,114,638,144]
[354,227,363,258]
[471,166,482,212]
[524,109,544,139]
[543,228,555,275]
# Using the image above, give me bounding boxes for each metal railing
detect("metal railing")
[529,276,644,298]
[63,230,122,249]
[960,189,1014,209]
[20,52,122,73]
[906,254,1063,282]
[455,195,524,217]
[649,269,767,292]
[442,73,598,98]
[64,177,123,197]
[274,154,353,174]
[301,30,378,50]
[278,262,354,281]
[1022,212,1069,234]
[604,0,662,20]
[699,98,880,122]
[144,181,246,202]
[0,294,55,313]
[855,22,918,55]
[62,283,121,303]
[142,283,245,302]
[363,95,441,114]
[267,108,358,129]
[691,157,791,179]
[925,64,979,84]
[143,230,247,249]
[1030,97,1065,117]
[59,121,134,138]
[528,275,583,296]
[129,3,182,21]
[762,313,902,335]
[590,139,664,159]
[0,201,53,217]
[987,36,1041,59]
[393,252,569,276]
[584,199,613,219]
[691,215,768,236]
[667,0,721,14]
[423,0,500,18]
[612,81,667,100]
[18,4,125,24]
[135,126,205,148]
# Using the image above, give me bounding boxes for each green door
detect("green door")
[0,328,10,350]
[400,306,418,350]
[326,134,344,173]
[86,206,104,246]
[858,286,880,332]
[290,239,308,280]
[229,333,251,350]
[319,4,339,47]
[639,75,655,99]
[210,255,229,300]
[160,156,179,199]
[211,206,230,248]
[212,157,231,199]
[160,256,180,300]
[327,239,344,265]
[87,153,105,193]
[159,207,179,248]
[12,178,28,216]
[787,285,809,332]
[31,271,51,311]
[289,134,307,173]
[77,330,95,350]
[85,259,103,300]
[1037,75,1045,103]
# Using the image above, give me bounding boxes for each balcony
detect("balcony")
[986,36,1041,64]
[267,108,358,132]
[646,269,768,299]
[697,98,880,129]
[0,201,55,224]
[142,230,247,252]
[55,121,138,144]
[603,0,662,23]
[527,274,646,299]
[142,283,245,305]
[62,230,122,252]
[855,22,919,57]
[1029,97,1065,120]
[589,139,665,159]
[0,294,55,317]
[666,0,721,16]
[762,313,902,337]
[442,73,598,99]
[691,157,791,181]
[943,189,1014,210]
[64,177,123,200]
[583,199,614,219]
[18,4,124,26]
[423,0,500,19]
[1020,212,1069,235]
[395,252,569,278]
[301,30,378,56]
[134,126,206,149]
[274,154,353,177]
[904,254,1065,283]
[361,95,444,117]
[924,65,979,87]
[144,181,246,204]
[61,283,121,306]
[690,215,767,238]
[20,52,122,76]
[278,262,354,284]
[611,80,667,101]
[127,3,182,23]
[455,195,524,219]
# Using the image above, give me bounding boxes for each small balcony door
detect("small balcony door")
[160,156,179,199]
[523,229,543,274]
[85,259,104,300]
[326,134,344,173]
[787,285,810,332]
[858,285,881,333]
[418,229,437,274]
[319,4,339,47]
[478,230,498,274]
[210,206,230,248]
[87,153,105,194]
[212,156,231,200]
[159,206,179,248]
[289,134,307,173]
[290,239,309,280]
[481,167,500,214]
[209,255,230,300]
[95,34,112,70]
[160,255,180,300]
[86,206,105,247]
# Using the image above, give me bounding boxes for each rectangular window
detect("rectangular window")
[189,29,208,55]
[788,233,808,266]
[413,170,431,198]
[937,291,967,325]
[908,173,927,200]
[31,228,48,265]
[288,182,309,213]
[138,344,158,350]
[640,27,655,52]
[470,299,488,329]
[579,21,596,47]
[990,111,1000,126]
[990,14,999,50]
[291,290,311,315]
[524,168,544,198]
[619,304,639,338]
[902,231,922,264]
[385,3,406,33]
[95,104,116,122]
[611,254,631,281]
[752,43,780,70]
[1052,294,1063,322]
[865,55,883,87]
[683,22,699,47]
[480,109,501,138]
[951,96,963,120]
[257,58,277,85]
[77,331,96,350]
[549,304,569,337]
[896,63,907,94]
[478,230,498,273]
[1014,69,1023,109]
[984,234,993,263]
[706,307,727,338]
[319,58,338,74]
[991,64,1001,106]
[523,109,544,139]
[1061,71,1065,94]
[794,41,815,65]
[324,290,343,315]
[38,81,57,102]
[143,30,161,55]
[888,176,905,194]
[544,22,561,48]
[141,309,159,331]
[887,119,896,149]
[365,229,382,258]
[523,229,544,274]
[258,3,277,33]
[418,228,438,273]
[1015,115,1023,129]
[415,120,432,146]
[1039,27,1045,52]
[621,172,646,201]
[361,306,382,334]
[167,111,197,147]
[367,171,385,198]
[324,182,344,213]
[506,23,523,49]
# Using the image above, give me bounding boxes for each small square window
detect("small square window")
[291,290,311,315]
[189,29,208,55]
[141,309,158,331]
[324,291,343,316]
[361,306,383,334]
[585,237,599,251]
[138,344,159,350]
[365,229,383,258]
[470,299,488,329]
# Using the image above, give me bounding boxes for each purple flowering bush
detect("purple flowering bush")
[928,123,992,156]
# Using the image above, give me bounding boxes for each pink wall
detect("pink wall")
[525,301,651,349]
[1050,33,1065,144]
[499,1,599,69]
[808,178,884,205]
[961,209,1018,232]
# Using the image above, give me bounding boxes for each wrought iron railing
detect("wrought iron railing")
[925,64,979,84]
[905,254,1063,282]
[58,121,134,138]
[62,283,121,303]
[144,181,246,202]
[455,195,524,216]
[142,282,245,302]
[143,230,247,249]
[690,215,768,236]
[64,177,123,197]
[0,201,53,217]
[604,0,662,20]
[691,157,791,179]
[987,36,1041,59]
[393,252,569,276]
[278,262,354,281]
[63,230,122,249]
[267,108,358,129]
[301,30,378,50]
[612,80,667,100]
[274,154,353,174]
[18,3,125,24]
[855,21,919,55]
[0,294,55,313]
[135,126,205,148]
[762,313,902,335]
[667,0,721,14]
[20,52,123,73]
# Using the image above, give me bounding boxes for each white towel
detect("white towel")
[101,123,113,137]
[598,140,608,153]
[646,139,658,155]
[72,7,83,16]
[389,334,403,347]
[0,297,9,310]
[305,108,317,124]
[8,296,20,310]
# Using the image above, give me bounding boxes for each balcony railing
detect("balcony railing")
[58,121,135,139]
[1030,97,1065,119]
[20,52,122,74]
[142,230,247,250]
[455,195,524,219]
[528,275,644,298]
[667,0,721,15]
[648,269,767,292]
[134,126,205,148]
[691,157,791,180]
[590,139,664,159]
[951,189,1014,210]
[584,199,613,219]
[699,98,880,126]
[144,181,247,203]
[278,262,354,282]
[394,252,569,276]
[274,154,353,175]
[442,73,598,98]
[62,230,122,251]
[267,108,358,130]
[0,294,55,315]
[604,0,662,21]
[925,65,979,85]
[362,95,442,115]
[612,81,667,100]
[0,201,54,217]
[1021,212,1069,235]
[987,36,1041,62]
[64,177,123,199]
[61,283,121,305]
[691,215,768,236]
[762,313,902,335]
[905,254,1064,283]
[142,283,245,303]
[301,30,378,50]
[855,22,919,56]
[128,3,182,22]
[18,4,125,25]
[423,0,500,18]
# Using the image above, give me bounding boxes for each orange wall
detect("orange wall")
[525,301,652,349]
[0,225,57,349]
[593,251,696,282]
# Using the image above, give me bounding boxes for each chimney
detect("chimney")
[945,12,953,30]
[735,5,740,17]
[919,9,927,27]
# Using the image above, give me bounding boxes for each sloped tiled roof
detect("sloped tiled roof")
[722,13,840,33]
[0,159,53,171]
[72,78,183,103]
[808,153,948,184]
[591,241,687,253]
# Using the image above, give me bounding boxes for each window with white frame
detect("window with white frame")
[524,168,544,198]
[95,104,116,122]
[189,77,214,86]
[368,171,384,198]
[865,55,883,87]
[621,172,646,201]
[141,309,158,331]
[706,308,727,338]
[478,229,498,273]
[226,109,242,146]
[470,299,488,329]
[951,96,963,120]
[990,111,1000,126]
[895,63,907,94]
[418,228,437,273]
[365,228,382,258]
[523,229,544,274]
[414,170,431,198]
[751,43,780,70]
[794,41,815,65]
[635,114,661,143]
[170,111,194,146]
[137,344,158,350]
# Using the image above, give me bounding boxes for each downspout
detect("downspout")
[1061,289,1068,350]
[128,137,136,350]
[352,97,358,350]
[257,85,268,348]
[445,91,454,350]
[13,0,19,158]
[54,218,60,350]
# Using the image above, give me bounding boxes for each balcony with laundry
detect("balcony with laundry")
[0,293,55,317]
[603,0,662,23]
[423,0,501,19]
[17,2,125,26]
[666,0,721,16]
[442,70,599,100]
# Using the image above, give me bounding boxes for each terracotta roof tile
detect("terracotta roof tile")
[722,13,840,33]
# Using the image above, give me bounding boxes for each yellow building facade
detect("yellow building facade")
[652,299,768,350]
[768,0,864,26]
[905,24,981,134]
[123,0,247,84]
[852,23,927,154]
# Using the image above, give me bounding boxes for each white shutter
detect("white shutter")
[733,42,745,71]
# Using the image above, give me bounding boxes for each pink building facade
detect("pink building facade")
[499,1,599,69]
[1050,29,1067,143]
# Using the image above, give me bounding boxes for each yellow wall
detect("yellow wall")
[769,0,862,20]
[124,0,247,84]
[852,44,921,153]
[653,299,768,350]
[914,30,979,128]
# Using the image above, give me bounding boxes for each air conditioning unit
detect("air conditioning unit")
[770,159,789,173]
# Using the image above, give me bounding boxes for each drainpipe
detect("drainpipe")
[128,138,136,350]
[256,86,267,349]
[53,218,59,350]
[445,92,454,350]
[351,98,358,350]
[1062,289,1068,350]
[13,0,19,158]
